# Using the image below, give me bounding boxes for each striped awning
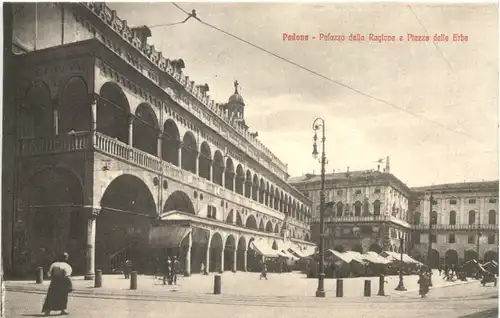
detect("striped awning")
[251,240,279,258]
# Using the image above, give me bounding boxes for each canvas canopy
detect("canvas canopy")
[362,251,391,264]
[326,250,366,264]
[382,251,422,265]
[250,240,279,258]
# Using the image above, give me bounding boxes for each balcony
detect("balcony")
[20,132,290,222]
[412,223,499,232]
[312,214,405,225]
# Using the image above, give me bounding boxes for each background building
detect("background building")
[290,158,499,267]
[2,3,313,278]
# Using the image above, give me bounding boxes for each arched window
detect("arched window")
[373,200,381,216]
[354,201,362,216]
[430,211,438,225]
[489,210,496,225]
[336,202,343,217]
[414,212,421,225]
[449,210,456,225]
[468,210,476,225]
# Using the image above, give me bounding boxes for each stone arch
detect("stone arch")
[428,249,440,269]
[226,209,234,224]
[265,182,270,206]
[464,250,478,262]
[224,158,235,191]
[162,119,180,166]
[304,233,310,241]
[274,188,279,210]
[336,202,344,217]
[489,210,496,225]
[259,219,265,231]
[445,249,458,266]
[235,165,245,195]
[369,243,382,254]
[163,190,195,215]
[484,250,497,263]
[212,150,224,186]
[354,201,362,216]
[244,169,252,198]
[198,141,212,180]
[235,211,243,226]
[181,131,197,173]
[133,103,159,156]
[247,237,259,272]
[58,77,90,134]
[20,80,54,138]
[468,210,476,224]
[274,223,280,233]
[373,200,381,216]
[245,214,258,230]
[97,82,130,144]
[259,179,265,204]
[97,174,157,273]
[363,199,370,215]
[209,232,224,272]
[265,221,273,233]
[449,210,457,225]
[284,194,289,214]
[237,236,247,271]
[224,234,236,272]
[270,185,275,208]
[252,174,259,201]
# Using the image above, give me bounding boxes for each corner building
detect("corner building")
[4,3,313,278]
[290,161,499,267]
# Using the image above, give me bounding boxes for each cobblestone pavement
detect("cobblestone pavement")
[5,272,498,318]
[4,281,498,318]
[5,270,480,298]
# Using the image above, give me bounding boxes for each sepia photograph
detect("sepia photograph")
[1,1,498,317]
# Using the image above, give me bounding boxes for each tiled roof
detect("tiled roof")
[411,181,499,193]
[288,170,384,184]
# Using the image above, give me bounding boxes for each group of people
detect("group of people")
[161,256,180,285]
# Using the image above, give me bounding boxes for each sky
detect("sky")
[109,2,498,187]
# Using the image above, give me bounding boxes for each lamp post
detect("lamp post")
[427,192,434,270]
[395,232,407,291]
[312,118,326,298]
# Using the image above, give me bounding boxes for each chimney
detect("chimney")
[385,156,390,173]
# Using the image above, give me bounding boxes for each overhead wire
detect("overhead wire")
[168,2,482,142]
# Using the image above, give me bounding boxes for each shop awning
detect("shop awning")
[251,240,279,258]
[382,251,422,265]
[149,225,192,248]
[362,251,391,264]
[326,250,366,264]
[301,246,316,257]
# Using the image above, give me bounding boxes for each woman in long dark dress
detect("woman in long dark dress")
[42,252,73,316]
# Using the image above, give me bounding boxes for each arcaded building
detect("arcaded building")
[290,158,499,267]
[3,3,313,278]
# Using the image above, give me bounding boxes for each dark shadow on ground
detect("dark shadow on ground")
[458,308,498,318]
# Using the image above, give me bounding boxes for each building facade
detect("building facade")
[290,159,499,267]
[411,182,499,267]
[289,159,413,256]
[3,3,313,278]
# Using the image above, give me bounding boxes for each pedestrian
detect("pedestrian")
[124,260,132,279]
[417,268,430,298]
[201,262,206,275]
[42,252,73,316]
[260,264,268,280]
[173,256,180,285]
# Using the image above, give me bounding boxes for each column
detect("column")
[91,94,98,133]
[177,141,182,166]
[127,114,134,146]
[243,249,248,271]
[220,246,225,272]
[221,170,225,188]
[52,99,59,135]
[209,161,213,181]
[84,207,99,280]
[195,153,199,175]
[157,131,163,158]
[233,248,237,272]
[232,175,236,191]
[185,231,192,276]
[205,232,212,273]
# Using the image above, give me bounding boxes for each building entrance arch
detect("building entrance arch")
[97,174,157,274]
[224,235,237,272]
[209,232,223,272]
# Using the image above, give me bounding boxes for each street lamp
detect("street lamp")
[395,232,407,291]
[312,118,326,298]
[426,192,434,269]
